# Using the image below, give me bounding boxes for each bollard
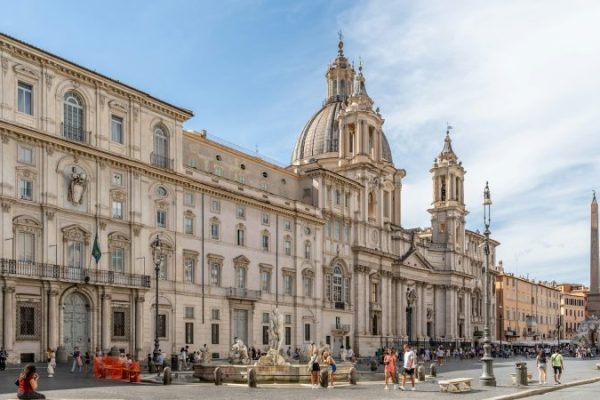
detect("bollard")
[214,367,223,385]
[430,363,437,377]
[162,367,172,385]
[515,362,528,386]
[348,367,357,385]
[320,369,329,388]
[417,364,425,382]
[247,368,257,388]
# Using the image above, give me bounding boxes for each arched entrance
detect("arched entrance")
[63,292,90,354]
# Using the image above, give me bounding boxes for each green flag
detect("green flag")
[92,232,101,265]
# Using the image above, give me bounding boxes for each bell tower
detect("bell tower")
[428,127,467,251]
[326,32,355,102]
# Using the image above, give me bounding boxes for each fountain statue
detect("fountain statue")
[256,308,287,366]
[229,337,250,364]
[572,315,600,349]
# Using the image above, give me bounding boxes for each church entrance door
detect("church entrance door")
[63,292,90,355]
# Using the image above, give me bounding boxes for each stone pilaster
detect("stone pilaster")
[3,285,15,356]
[101,293,111,352]
[135,295,145,359]
[47,288,59,350]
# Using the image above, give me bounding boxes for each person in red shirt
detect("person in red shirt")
[383,348,398,390]
[16,364,45,399]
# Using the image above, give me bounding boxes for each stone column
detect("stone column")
[415,283,422,339]
[465,290,472,340]
[445,287,453,339]
[3,286,15,359]
[364,271,370,334]
[101,293,111,352]
[135,295,145,359]
[48,288,59,350]
[399,279,406,337]
[382,276,389,336]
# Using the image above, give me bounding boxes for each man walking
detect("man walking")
[0,347,7,371]
[550,348,564,385]
[400,344,416,391]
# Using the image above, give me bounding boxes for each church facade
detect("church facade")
[0,33,497,363]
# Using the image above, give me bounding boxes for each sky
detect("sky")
[2,0,599,285]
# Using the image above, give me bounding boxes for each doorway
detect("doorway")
[63,292,90,354]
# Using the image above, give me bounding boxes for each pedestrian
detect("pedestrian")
[0,347,7,371]
[400,344,416,391]
[384,348,398,390]
[323,351,336,388]
[535,349,547,384]
[46,349,56,378]
[71,347,82,373]
[308,350,321,389]
[84,352,91,374]
[179,347,188,370]
[436,347,444,366]
[550,348,564,385]
[347,346,354,362]
[16,364,45,399]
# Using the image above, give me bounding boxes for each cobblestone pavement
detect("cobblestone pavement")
[528,378,600,399]
[0,358,598,399]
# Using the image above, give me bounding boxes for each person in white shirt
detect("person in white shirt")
[400,344,416,391]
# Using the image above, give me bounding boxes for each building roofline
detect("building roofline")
[0,32,193,120]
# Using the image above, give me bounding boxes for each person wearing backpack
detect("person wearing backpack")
[308,350,321,389]
[535,349,547,384]
[550,348,564,385]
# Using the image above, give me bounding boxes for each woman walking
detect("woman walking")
[46,349,56,378]
[16,364,45,399]
[383,348,397,390]
[308,350,321,389]
[536,349,547,384]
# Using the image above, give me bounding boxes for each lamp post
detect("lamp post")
[151,235,163,371]
[480,182,496,386]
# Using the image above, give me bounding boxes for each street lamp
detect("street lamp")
[151,235,163,371]
[480,182,496,386]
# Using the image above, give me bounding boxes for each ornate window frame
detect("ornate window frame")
[111,305,130,341]
[108,232,129,273]
[13,216,42,263]
[16,301,41,341]
[207,254,223,287]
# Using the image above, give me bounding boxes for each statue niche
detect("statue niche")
[67,166,88,206]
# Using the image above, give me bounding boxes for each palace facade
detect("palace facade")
[0,33,497,363]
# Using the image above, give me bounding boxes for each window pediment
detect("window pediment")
[108,100,128,113]
[207,253,224,262]
[111,189,126,201]
[62,225,91,244]
[233,255,250,266]
[108,232,129,244]
[259,263,273,271]
[13,64,40,80]
[16,166,37,179]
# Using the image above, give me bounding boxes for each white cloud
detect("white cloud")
[341,0,600,284]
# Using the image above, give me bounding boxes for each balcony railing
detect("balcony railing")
[332,324,351,334]
[62,123,88,144]
[226,287,261,301]
[0,258,151,289]
[150,152,174,170]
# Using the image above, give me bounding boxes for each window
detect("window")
[185,307,194,319]
[285,326,291,346]
[67,240,84,269]
[157,314,167,338]
[284,220,291,231]
[332,266,343,302]
[260,270,271,293]
[113,311,126,337]
[210,263,221,286]
[18,81,33,115]
[210,221,220,240]
[184,258,195,283]
[214,166,223,176]
[19,306,36,336]
[17,232,34,263]
[236,206,246,219]
[284,275,293,296]
[64,92,84,142]
[210,199,220,213]
[111,115,123,144]
[184,217,194,235]
[18,146,33,164]
[262,325,269,345]
[236,267,247,289]
[370,282,379,303]
[304,323,311,342]
[158,257,167,280]
[345,193,350,207]
[304,242,311,259]
[335,190,341,205]
[211,309,220,320]
[284,239,291,256]
[262,213,270,225]
[211,323,220,344]
[112,200,123,219]
[262,233,270,251]
[303,276,313,297]
[285,314,292,325]
[156,210,167,228]
[185,323,194,344]
[153,127,169,168]
[19,179,33,201]
[112,172,123,186]
[156,186,168,197]
[259,182,268,192]
[238,175,246,185]
[184,192,194,206]
[262,313,270,324]
[111,248,124,273]
[236,227,245,246]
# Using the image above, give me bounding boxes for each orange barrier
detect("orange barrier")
[94,356,140,383]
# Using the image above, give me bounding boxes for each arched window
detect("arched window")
[332,266,343,302]
[236,224,245,246]
[64,92,84,142]
[304,241,311,259]
[325,264,351,304]
[368,192,376,221]
[152,127,169,168]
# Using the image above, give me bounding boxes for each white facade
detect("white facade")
[0,33,497,363]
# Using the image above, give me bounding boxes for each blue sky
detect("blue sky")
[2,0,600,285]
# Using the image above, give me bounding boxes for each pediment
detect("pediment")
[233,255,250,266]
[401,248,434,270]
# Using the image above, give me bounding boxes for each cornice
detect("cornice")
[0,121,324,224]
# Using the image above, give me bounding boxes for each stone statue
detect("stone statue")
[407,288,417,306]
[269,308,284,353]
[229,337,250,364]
[573,316,600,348]
[67,166,87,205]
[199,344,211,364]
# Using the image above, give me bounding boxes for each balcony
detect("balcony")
[150,152,174,170]
[0,258,151,289]
[332,324,351,336]
[226,287,261,301]
[62,123,88,144]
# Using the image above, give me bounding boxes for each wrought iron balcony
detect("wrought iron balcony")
[332,324,351,335]
[0,258,151,289]
[226,287,261,301]
[150,152,174,170]
[62,123,88,144]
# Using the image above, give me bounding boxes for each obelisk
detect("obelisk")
[589,191,600,316]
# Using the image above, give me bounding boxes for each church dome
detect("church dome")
[291,100,343,163]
